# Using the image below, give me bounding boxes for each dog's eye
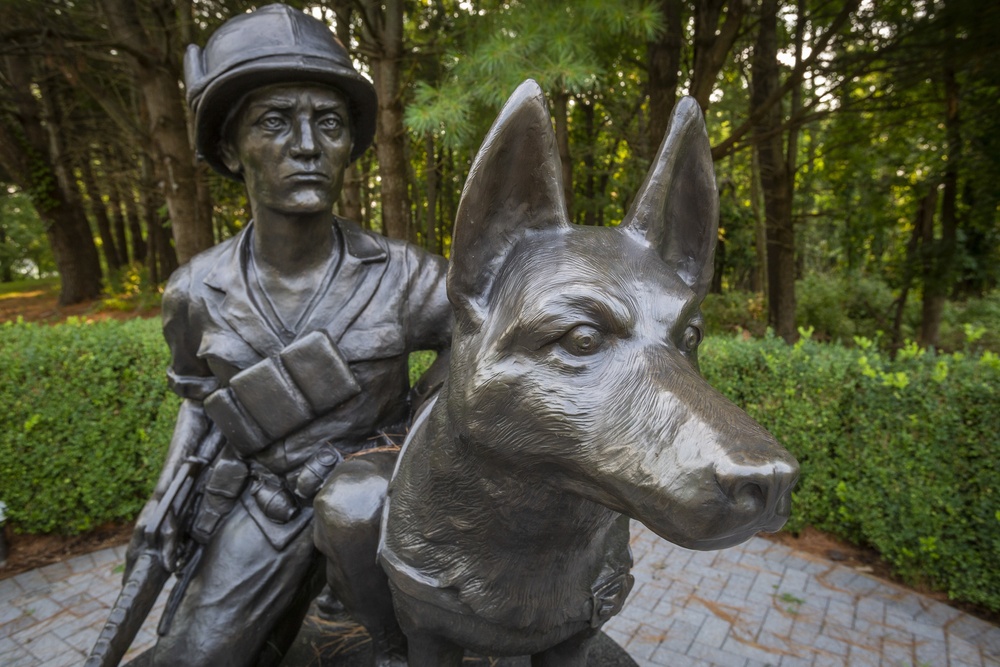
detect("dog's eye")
[561,324,605,356]
[682,325,703,352]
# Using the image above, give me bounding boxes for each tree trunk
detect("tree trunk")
[98,0,213,264]
[44,207,104,304]
[690,0,748,111]
[919,64,961,348]
[893,187,937,354]
[108,175,130,266]
[582,100,598,226]
[750,148,767,294]
[441,147,455,255]
[142,67,213,263]
[359,154,374,232]
[80,157,123,271]
[752,0,797,343]
[333,4,364,224]
[140,152,178,283]
[0,226,12,282]
[646,0,682,156]
[0,54,103,304]
[124,183,147,265]
[363,0,409,241]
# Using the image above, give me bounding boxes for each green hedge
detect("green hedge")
[0,318,179,534]
[702,333,1000,613]
[2,319,998,613]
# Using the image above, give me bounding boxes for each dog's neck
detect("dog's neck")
[381,384,630,631]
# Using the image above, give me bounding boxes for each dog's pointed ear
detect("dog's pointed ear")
[448,79,569,326]
[620,97,718,301]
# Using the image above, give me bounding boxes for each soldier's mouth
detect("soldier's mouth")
[287,172,330,182]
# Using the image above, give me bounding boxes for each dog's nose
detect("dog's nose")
[714,454,799,531]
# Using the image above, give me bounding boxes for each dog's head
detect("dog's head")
[445,81,798,550]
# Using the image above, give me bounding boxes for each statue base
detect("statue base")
[279,611,637,666]
[126,605,637,666]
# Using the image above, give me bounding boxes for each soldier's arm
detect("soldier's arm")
[127,266,216,574]
[404,245,453,353]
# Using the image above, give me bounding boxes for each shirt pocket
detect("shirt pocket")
[339,324,405,362]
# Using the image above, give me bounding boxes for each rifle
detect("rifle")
[85,426,225,667]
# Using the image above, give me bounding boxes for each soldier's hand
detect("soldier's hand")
[124,498,157,582]
[293,442,343,502]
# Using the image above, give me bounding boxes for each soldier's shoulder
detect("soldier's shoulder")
[336,218,446,280]
[164,235,241,306]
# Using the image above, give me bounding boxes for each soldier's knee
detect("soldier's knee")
[314,458,390,536]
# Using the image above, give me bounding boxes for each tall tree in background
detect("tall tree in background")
[0,50,102,304]
[0,0,997,336]
[745,0,859,341]
[97,0,213,264]
[751,0,797,341]
[339,0,411,241]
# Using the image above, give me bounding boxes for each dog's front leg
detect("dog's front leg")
[530,630,595,667]
[405,631,465,667]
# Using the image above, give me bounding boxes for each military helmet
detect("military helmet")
[184,3,377,180]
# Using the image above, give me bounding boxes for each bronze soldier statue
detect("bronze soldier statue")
[88,4,451,666]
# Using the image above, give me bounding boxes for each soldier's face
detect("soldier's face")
[223,83,352,216]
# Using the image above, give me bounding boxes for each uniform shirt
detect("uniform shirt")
[162,217,451,474]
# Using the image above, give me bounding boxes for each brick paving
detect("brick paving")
[1,523,998,666]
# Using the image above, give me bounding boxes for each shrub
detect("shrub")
[3,317,998,614]
[0,319,442,535]
[702,290,767,336]
[702,333,1000,613]
[0,317,178,534]
[938,291,1000,352]
[795,272,897,343]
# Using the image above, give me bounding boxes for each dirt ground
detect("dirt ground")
[1,284,995,626]
[0,284,160,324]
[1,522,134,579]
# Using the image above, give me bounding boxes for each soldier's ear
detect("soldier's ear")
[447,79,569,327]
[219,141,242,176]
[620,97,718,301]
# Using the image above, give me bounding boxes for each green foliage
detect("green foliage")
[100,264,163,313]
[0,320,444,535]
[0,187,55,281]
[408,350,437,387]
[2,314,998,613]
[0,276,59,297]
[938,291,1000,353]
[702,290,767,337]
[795,272,897,343]
[0,318,178,534]
[702,334,1000,613]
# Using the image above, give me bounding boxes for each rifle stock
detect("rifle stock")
[84,551,170,667]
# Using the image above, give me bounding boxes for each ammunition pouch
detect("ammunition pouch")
[203,330,361,458]
[190,456,249,542]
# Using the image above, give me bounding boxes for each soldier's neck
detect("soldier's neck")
[250,208,336,276]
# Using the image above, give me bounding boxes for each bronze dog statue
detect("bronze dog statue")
[314,80,799,666]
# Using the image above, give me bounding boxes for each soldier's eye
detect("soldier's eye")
[318,114,343,132]
[561,324,605,356]
[681,325,703,352]
[258,113,287,131]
